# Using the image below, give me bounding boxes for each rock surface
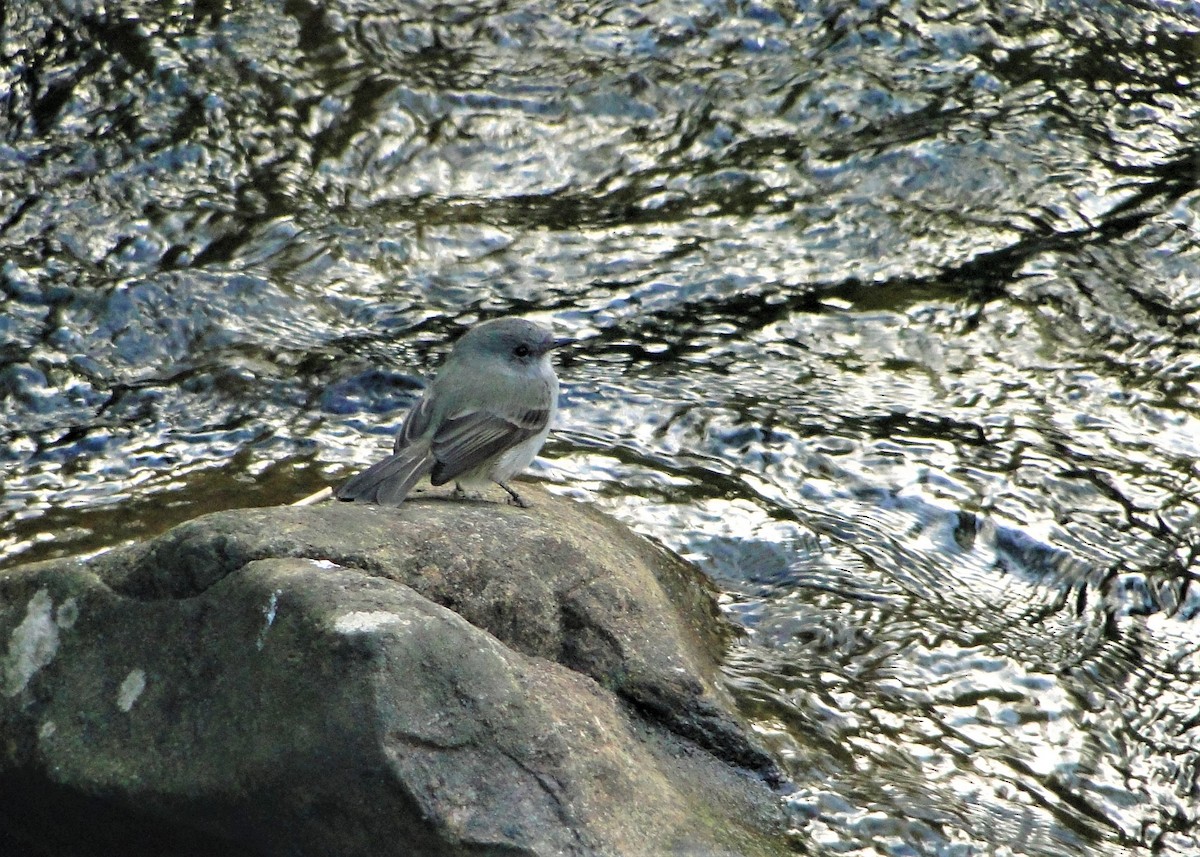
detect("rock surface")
[0,486,789,856]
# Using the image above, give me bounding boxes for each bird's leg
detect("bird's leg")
[452,482,471,500]
[496,481,530,508]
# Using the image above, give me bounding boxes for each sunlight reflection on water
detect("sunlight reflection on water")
[3,0,1199,853]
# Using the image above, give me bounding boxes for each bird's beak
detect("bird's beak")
[550,337,575,350]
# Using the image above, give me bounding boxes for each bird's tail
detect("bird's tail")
[333,442,435,505]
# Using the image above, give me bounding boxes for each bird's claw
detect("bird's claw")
[498,482,531,508]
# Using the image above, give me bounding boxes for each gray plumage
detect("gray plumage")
[335,318,567,507]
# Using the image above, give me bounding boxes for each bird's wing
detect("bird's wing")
[394,393,435,452]
[428,407,550,486]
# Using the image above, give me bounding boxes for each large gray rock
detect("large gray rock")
[0,486,789,856]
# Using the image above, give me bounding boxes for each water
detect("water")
[3,1,1199,854]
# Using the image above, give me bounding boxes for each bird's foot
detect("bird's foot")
[451,482,480,501]
[497,481,531,508]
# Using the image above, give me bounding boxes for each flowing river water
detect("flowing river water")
[3,1,1199,854]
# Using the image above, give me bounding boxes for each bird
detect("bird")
[333,317,569,507]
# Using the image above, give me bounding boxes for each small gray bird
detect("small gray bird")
[334,317,569,507]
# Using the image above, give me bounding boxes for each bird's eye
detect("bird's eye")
[513,344,531,358]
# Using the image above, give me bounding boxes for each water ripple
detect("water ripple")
[3,0,1200,853]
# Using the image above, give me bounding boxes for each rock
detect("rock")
[0,486,789,856]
